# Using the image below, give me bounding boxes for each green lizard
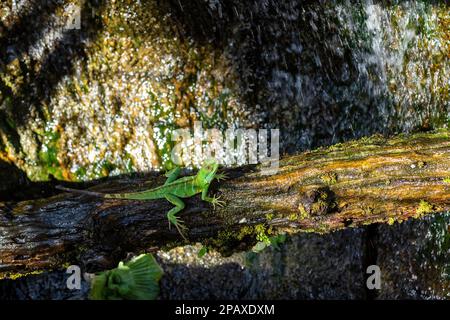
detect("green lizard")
[56,159,227,238]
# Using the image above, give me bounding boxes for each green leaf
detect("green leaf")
[252,241,269,253]
[252,233,287,253]
[198,246,208,258]
[89,253,164,300]
[269,233,287,250]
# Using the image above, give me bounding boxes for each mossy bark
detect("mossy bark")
[0,130,449,279]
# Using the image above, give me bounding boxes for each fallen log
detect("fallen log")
[0,130,449,279]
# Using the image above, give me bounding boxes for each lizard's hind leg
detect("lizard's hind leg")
[164,194,188,239]
[164,167,181,185]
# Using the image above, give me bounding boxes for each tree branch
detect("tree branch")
[1,130,449,278]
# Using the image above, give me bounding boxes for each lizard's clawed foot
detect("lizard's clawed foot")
[175,224,188,241]
[210,195,225,209]
[168,213,188,240]
[215,172,228,181]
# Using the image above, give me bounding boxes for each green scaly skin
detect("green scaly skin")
[57,159,227,238]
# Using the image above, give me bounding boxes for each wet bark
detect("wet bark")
[0,130,449,279]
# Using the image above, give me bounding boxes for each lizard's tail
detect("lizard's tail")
[56,185,106,198]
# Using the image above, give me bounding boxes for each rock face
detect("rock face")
[158,214,449,300]
[176,0,450,152]
[230,228,367,300]
[0,160,28,195]
[376,213,450,299]
[0,0,248,181]
[0,0,449,181]
[0,271,90,300]
[157,229,367,299]
[1,213,448,300]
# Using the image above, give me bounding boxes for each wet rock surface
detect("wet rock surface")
[1,213,448,300]
[166,0,450,152]
[0,0,248,180]
[238,228,367,299]
[0,272,90,300]
[376,213,450,299]
[0,160,28,194]
[0,0,448,180]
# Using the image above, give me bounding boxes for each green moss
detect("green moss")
[320,172,338,185]
[213,227,243,248]
[301,228,317,233]
[416,200,434,217]
[252,232,287,253]
[236,226,255,240]
[319,191,333,213]
[311,199,329,215]
[74,166,88,181]
[36,128,66,180]
[316,222,331,233]
[362,205,375,216]
[0,270,44,281]
[298,204,309,220]
[217,229,236,242]
[93,160,117,177]
[211,224,274,253]
[297,188,337,218]
[326,134,386,152]
[255,224,270,245]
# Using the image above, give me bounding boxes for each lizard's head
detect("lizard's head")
[197,159,219,185]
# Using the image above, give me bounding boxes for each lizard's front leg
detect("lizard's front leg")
[214,172,228,181]
[201,184,225,209]
[164,194,187,239]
